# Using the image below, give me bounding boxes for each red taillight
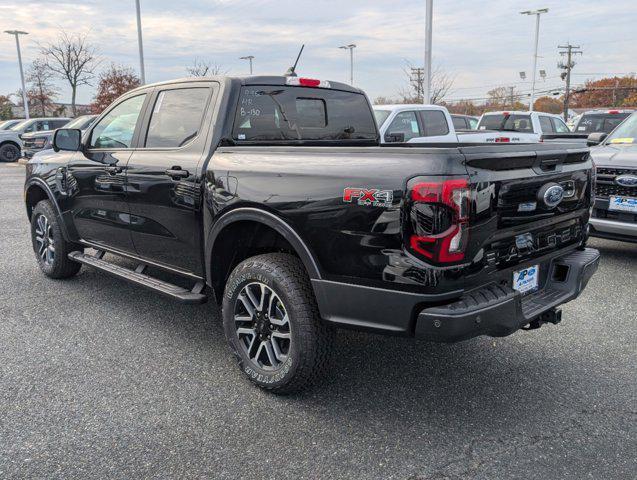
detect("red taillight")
[408,178,470,264]
[495,137,510,143]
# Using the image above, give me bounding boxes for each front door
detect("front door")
[65,92,149,254]
[125,83,215,276]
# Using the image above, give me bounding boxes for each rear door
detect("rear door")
[125,81,217,276]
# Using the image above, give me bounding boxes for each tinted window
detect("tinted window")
[479,114,533,132]
[421,110,450,136]
[145,88,210,148]
[90,94,146,149]
[551,117,570,133]
[452,116,467,130]
[295,98,326,128]
[233,86,377,142]
[386,111,420,141]
[539,116,554,133]
[51,119,70,129]
[576,113,632,134]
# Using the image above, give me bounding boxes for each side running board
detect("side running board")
[68,250,207,304]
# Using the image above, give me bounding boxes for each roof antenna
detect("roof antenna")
[285,44,305,77]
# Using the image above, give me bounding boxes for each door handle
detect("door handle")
[165,167,189,179]
[106,165,123,175]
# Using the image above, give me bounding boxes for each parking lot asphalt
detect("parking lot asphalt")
[0,162,635,479]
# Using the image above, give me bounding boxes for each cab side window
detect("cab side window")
[539,116,554,133]
[386,111,420,141]
[420,110,450,136]
[90,94,147,149]
[551,118,570,133]
[144,88,210,148]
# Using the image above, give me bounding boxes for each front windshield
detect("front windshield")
[373,109,391,127]
[10,119,33,131]
[0,120,19,130]
[606,113,637,145]
[64,116,96,130]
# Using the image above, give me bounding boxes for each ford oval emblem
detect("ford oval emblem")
[538,183,565,208]
[615,174,637,187]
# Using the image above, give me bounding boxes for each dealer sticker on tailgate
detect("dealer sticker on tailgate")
[513,265,539,294]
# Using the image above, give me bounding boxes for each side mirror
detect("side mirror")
[53,129,82,152]
[587,132,608,147]
[385,132,405,143]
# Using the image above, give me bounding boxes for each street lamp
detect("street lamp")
[520,8,548,110]
[338,44,356,85]
[135,0,146,84]
[4,30,29,119]
[240,55,255,75]
[423,0,433,104]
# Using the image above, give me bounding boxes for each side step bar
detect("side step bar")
[68,251,207,304]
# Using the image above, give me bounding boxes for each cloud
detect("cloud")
[0,0,635,106]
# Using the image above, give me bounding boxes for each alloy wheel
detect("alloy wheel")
[34,214,55,266]
[234,282,291,370]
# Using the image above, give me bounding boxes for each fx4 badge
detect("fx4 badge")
[343,187,394,207]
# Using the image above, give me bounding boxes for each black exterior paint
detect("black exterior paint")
[24,76,598,340]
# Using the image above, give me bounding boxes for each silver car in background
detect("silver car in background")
[588,112,637,243]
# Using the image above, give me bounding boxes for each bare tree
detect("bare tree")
[186,58,226,77]
[399,62,455,104]
[41,32,99,116]
[26,58,59,116]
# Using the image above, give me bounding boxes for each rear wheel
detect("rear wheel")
[30,200,83,279]
[222,253,333,394]
[0,143,20,162]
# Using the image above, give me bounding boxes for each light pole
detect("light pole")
[4,30,29,119]
[423,0,433,104]
[520,8,548,110]
[338,44,356,85]
[240,55,254,75]
[135,0,146,84]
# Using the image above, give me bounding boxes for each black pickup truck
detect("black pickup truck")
[24,76,600,393]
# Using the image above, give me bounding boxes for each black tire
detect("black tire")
[30,200,83,279]
[0,143,21,162]
[222,253,333,394]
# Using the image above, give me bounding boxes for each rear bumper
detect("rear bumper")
[415,248,600,342]
[312,247,600,342]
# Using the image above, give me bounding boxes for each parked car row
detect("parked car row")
[0,116,97,162]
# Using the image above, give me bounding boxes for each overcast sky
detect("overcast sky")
[1,0,635,106]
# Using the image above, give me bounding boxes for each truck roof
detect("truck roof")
[129,75,363,95]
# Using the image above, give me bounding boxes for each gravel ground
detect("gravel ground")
[0,162,635,479]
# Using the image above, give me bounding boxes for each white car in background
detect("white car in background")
[373,105,532,144]
[476,111,588,143]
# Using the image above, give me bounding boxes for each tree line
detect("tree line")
[1,32,226,120]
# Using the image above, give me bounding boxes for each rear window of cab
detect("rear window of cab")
[232,86,377,143]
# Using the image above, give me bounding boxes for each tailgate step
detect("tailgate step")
[68,251,207,304]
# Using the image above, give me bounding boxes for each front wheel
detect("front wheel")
[30,200,83,279]
[0,143,20,162]
[222,253,333,394]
